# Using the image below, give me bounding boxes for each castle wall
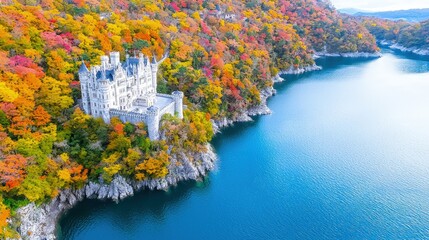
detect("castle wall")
[109,108,160,141]
[109,109,148,124]
[160,101,175,116]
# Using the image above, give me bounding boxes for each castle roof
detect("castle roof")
[126,57,141,66]
[96,69,115,81]
[79,61,89,73]
[90,52,153,82]
[122,57,150,76]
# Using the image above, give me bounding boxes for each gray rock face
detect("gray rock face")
[277,64,323,75]
[83,175,134,201]
[211,117,236,132]
[380,40,429,56]
[314,52,382,58]
[390,44,429,56]
[16,188,86,240]
[16,144,217,240]
[211,86,276,132]
[246,87,275,117]
[272,74,285,83]
[17,203,55,240]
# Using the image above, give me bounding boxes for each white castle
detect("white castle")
[78,52,184,140]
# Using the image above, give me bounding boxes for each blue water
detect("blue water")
[59,50,429,239]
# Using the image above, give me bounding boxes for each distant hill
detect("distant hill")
[338,8,369,15]
[353,8,429,22]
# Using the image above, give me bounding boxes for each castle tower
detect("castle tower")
[78,61,91,114]
[151,55,158,93]
[172,91,184,119]
[99,80,110,123]
[147,106,160,140]
[110,52,120,67]
[101,55,109,69]
[136,53,145,94]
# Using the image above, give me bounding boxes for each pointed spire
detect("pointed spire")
[146,55,150,66]
[79,60,89,73]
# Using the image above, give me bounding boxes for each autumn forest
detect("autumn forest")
[0,0,412,237]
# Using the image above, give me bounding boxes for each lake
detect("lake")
[58,50,429,239]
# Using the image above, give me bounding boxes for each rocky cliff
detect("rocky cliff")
[380,40,429,56]
[16,145,217,240]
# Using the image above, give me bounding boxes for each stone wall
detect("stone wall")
[160,101,175,116]
[109,109,148,124]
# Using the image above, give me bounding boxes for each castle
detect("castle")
[78,52,183,140]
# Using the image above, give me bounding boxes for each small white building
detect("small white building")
[78,52,183,140]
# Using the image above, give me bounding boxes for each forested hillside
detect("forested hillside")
[361,17,429,51]
[0,0,378,237]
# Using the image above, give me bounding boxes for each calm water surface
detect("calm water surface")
[59,50,429,239]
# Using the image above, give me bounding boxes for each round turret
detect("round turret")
[78,61,91,114]
[98,80,110,122]
[172,91,184,119]
[147,106,160,140]
[150,58,158,92]
[172,91,184,99]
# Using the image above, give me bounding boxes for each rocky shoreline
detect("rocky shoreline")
[271,51,382,84]
[314,51,382,58]
[15,145,217,240]
[380,40,429,56]
[211,86,276,132]
[272,64,323,84]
